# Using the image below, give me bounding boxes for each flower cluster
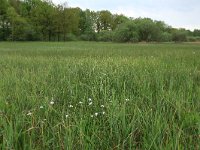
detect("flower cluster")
[25,97,131,120]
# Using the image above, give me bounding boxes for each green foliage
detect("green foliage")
[0,0,8,15]
[0,0,9,40]
[97,30,113,42]
[135,18,161,42]
[187,36,200,42]
[111,14,129,30]
[79,9,97,41]
[159,32,173,42]
[193,29,200,37]
[6,7,26,41]
[113,21,139,42]
[97,10,113,32]
[0,0,199,42]
[64,8,81,35]
[172,30,187,42]
[187,36,197,42]
[65,33,77,41]
[79,31,97,41]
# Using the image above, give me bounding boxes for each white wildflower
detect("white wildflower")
[101,105,105,108]
[40,106,44,109]
[50,101,54,105]
[27,112,32,116]
[95,113,98,116]
[88,98,92,101]
[65,115,69,118]
[79,101,83,104]
[102,111,105,115]
[69,105,73,108]
[125,98,130,102]
[91,115,94,118]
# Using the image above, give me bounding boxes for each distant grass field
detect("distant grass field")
[0,42,200,149]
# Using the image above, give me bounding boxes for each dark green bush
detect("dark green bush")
[113,21,139,42]
[97,30,113,42]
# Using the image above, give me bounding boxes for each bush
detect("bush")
[97,30,113,42]
[187,36,197,42]
[195,36,200,41]
[172,31,187,42]
[66,33,78,41]
[130,32,139,42]
[135,18,160,42]
[24,25,41,41]
[0,29,3,41]
[79,31,97,41]
[159,32,172,42]
[113,21,139,42]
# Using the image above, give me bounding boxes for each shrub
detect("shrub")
[172,31,187,42]
[97,30,113,42]
[66,33,78,41]
[187,36,197,42]
[79,31,97,41]
[113,21,139,42]
[159,32,173,42]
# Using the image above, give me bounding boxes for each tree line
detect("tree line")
[1,0,200,42]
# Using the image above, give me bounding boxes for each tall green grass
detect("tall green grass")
[0,42,200,149]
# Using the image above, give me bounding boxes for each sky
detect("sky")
[52,0,200,31]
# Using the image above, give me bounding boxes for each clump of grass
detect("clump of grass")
[0,42,199,149]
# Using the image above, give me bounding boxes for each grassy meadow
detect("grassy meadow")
[0,42,200,149]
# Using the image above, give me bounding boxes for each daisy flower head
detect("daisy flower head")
[69,105,73,108]
[101,105,105,108]
[27,112,32,116]
[50,101,54,105]
[95,112,98,116]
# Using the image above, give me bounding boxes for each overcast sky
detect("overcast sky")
[52,0,200,30]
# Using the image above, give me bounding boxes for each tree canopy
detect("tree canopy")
[0,0,199,42]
